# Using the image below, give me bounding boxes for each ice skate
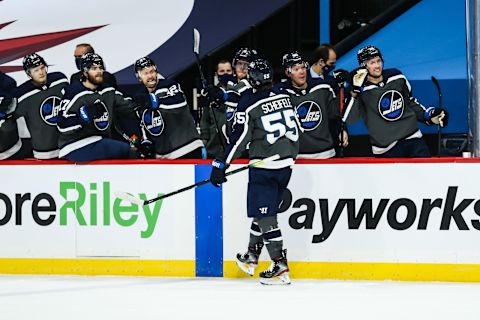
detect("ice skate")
[236,243,263,276]
[259,249,291,285]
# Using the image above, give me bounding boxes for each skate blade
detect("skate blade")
[236,260,257,276]
[259,273,291,285]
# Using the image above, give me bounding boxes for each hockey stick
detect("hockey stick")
[114,154,281,206]
[193,28,226,151]
[338,86,345,158]
[431,76,443,156]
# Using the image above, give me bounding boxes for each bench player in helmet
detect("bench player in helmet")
[279,51,348,158]
[14,53,68,159]
[210,59,301,285]
[57,53,138,162]
[133,57,203,159]
[0,71,21,159]
[344,45,448,157]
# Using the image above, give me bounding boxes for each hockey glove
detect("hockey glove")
[138,138,156,159]
[79,100,106,122]
[332,69,350,87]
[351,68,368,93]
[210,159,228,187]
[202,85,227,105]
[425,107,449,127]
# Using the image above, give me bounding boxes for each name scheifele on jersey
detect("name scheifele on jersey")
[225,88,300,168]
[261,97,291,113]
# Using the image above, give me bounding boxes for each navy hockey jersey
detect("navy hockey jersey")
[342,68,428,154]
[57,81,137,158]
[224,87,300,169]
[133,79,203,159]
[278,78,340,158]
[0,72,20,159]
[15,72,68,159]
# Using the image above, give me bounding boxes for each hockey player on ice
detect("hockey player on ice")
[344,45,449,157]
[15,53,69,159]
[210,59,301,285]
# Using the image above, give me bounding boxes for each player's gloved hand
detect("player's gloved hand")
[202,85,226,105]
[425,107,449,127]
[79,100,105,122]
[332,69,350,87]
[210,159,228,187]
[0,111,6,120]
[351,68,368,94]
[146,93,159,110]
[138,138,155,159]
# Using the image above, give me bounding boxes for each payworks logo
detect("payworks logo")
[279,186,480,243]
[0,181,163,239]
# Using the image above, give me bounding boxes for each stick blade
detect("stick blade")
[114,191,145,206]
[193,28,200,55]
[251,154,281,167]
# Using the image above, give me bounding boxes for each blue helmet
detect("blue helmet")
[232,47,258,67]
[247,58,273,88]
[22,53,47,73]
[81,53,104,71]
[357,45,383,67]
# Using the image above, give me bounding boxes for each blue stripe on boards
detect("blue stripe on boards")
[194,164,223,277]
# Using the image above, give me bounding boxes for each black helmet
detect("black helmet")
[80,53,105,71]
[357,45,383,67]
[134,56,157,74]
[282,51,307,70]
[247,59,273,88]
[22,53,47,73]
[232,47,258,67]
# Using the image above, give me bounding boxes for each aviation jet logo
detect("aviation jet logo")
[0,20,105,73]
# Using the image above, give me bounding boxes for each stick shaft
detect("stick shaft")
[144,158,276,205]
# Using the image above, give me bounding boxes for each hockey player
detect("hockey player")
[133,57,204,159]
[0,71,22,160]
[280,51,348,158]
[14,53,68,159]
[71,43,117,88]
[57,53,138,162]
[343,45,448,157]
[210,59,300,285]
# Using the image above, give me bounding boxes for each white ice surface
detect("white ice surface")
[0,275,479,320]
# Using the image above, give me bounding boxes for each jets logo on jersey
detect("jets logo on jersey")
[378,90,404,121]
[295,101,322,131]
[142,109,164,136]
[93,100,109,131]
[40,96,61,125]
